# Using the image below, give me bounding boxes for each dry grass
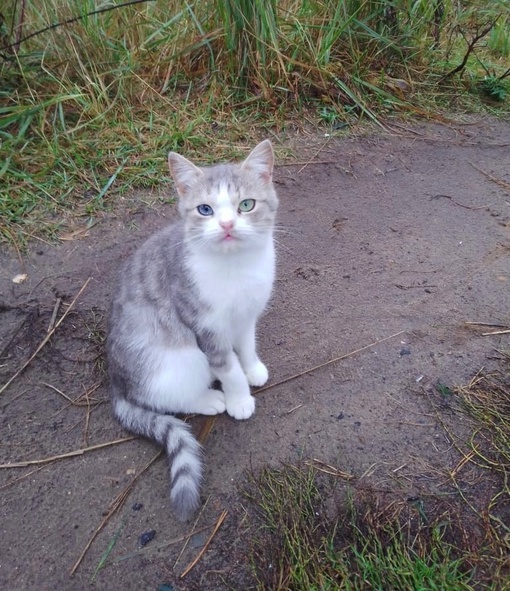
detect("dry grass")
[241,352,510,590]
[453,357,510,573]
[1,0,509,245]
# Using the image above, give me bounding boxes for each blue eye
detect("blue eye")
[197,204,213,216]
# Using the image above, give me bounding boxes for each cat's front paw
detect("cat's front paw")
[245,361,269,387]
[226,395,256,420]
[200,389,226,415]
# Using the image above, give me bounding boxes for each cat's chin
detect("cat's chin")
[213,239,245,254]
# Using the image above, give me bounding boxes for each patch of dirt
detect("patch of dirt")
[1,118,509,590]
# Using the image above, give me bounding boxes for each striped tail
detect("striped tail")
[112,398,202,521]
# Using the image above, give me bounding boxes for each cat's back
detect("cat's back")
[114,221,185,300]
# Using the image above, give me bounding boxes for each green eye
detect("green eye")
[238,199,255,213]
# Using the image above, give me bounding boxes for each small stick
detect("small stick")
[0,463,52,491]
[396,284,437,290]
[469,161,510,192]
[0,436,137,469]
[254,330,405,396]
[47,297,62,333]
[482,329,510,336]
[297,139,331,174]
[70,450,163,576]
[196,416,217,444]
[112,524,213,565]
[431,194,489,210]
[0,278,91,396]
[305,459,354,480]
[278,159,337,167]
[465,322,509,328]
[173,495,211,569]
[180,509,228,578]
[286,403,303,414]
[42,382,74,403]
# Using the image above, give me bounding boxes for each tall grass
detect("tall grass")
[1,0,509,244]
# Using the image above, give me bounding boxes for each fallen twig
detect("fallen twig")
[180,509,228,578]
[0,278,91,396]
[173,495,211,569]
[465,322,510,329]
[469,161,510,193]
[0,463,52,491]
[305,459,354,480]
[254,330,405,396]
[278,159,337,167]
[430,193,489,210]
[70,449,163,576]
[396,284,437,290]
[0,436,137,469]
[196,416,217,444]
[111,524,213,565]
[47,297,62,333]
[482,329,510,336]
[297,139,331,174]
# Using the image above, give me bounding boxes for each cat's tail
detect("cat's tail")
[112,398,202,521]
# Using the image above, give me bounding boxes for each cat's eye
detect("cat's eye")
[197,204,213,216]
[238,199,255,213]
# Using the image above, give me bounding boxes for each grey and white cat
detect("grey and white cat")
[107,140,278,520]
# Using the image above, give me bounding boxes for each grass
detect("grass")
[1,0,509,246]
[244,467,479,591]
[453,356,510,571]
[242,353,510,591]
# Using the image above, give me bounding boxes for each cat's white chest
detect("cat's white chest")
[188,242,275,333]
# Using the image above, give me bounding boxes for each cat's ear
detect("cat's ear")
[241,140,274,184]
[168,152,203,198]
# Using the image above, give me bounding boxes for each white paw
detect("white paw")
[199,389,226,415]
[226,395,256,420]
[245,361,269,387]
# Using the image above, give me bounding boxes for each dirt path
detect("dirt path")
[1,118,509,590]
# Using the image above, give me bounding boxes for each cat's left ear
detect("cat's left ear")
[168,152,203,198]
[241,140,274,184]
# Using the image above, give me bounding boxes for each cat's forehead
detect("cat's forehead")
[202,164,241,188]
[198,164,244,203]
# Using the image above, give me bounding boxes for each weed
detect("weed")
[242,352,510,591]
[243,466,484,591]
[478,76,508,101]
[1,1,509,245]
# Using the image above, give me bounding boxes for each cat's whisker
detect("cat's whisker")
[272,238,294,254]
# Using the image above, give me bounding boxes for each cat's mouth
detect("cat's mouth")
[221,231,237,242]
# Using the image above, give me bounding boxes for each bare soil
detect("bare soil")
[1,118,509,591]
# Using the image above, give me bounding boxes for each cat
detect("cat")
[106,140,278,520]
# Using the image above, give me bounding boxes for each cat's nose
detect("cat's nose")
[219,220,234,232]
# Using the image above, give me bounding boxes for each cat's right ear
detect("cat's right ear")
[168,152,203,198]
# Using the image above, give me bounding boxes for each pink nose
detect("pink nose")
[220,220,234,232]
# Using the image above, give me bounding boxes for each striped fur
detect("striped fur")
[107,141,278,520]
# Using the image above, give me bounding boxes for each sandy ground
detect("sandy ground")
[0,118,509,590]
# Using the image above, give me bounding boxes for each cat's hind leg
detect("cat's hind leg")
[146,346,226,416]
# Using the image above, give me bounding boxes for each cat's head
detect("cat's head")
[168,140,278,253]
